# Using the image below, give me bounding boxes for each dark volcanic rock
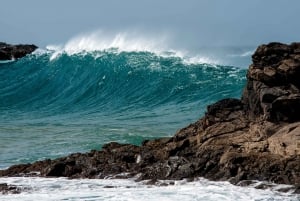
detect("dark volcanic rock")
[0,42,37,60]
[1,42,300,192]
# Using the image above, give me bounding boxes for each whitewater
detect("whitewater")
[0,33,299,200]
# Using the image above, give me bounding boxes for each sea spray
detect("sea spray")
[45,31,225,65]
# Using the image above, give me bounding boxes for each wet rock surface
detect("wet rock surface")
[0,42,37,60]
[0,183,21,194]
[1,42,300,191]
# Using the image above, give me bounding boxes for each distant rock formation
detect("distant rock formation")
[0,42,37,60]
[1,42,300,192]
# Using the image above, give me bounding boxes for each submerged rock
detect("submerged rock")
[1,42,300,191]
[0,42,37,60]
[0,183,21,194]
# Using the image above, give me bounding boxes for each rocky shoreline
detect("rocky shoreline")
[1,42,300,193]
[0,42,37,60]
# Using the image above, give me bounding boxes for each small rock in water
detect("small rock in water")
[0,183,21,194]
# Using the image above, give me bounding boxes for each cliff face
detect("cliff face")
[1,42,300,190]
[243,42,300,122]
[0,42,37,60]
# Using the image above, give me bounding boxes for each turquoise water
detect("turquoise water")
[0,50,246,169]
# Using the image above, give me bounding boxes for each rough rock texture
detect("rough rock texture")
[242,42,300,122]
[1,42,300,190]
[0,42,37,60]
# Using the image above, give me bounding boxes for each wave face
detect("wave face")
[0,49,246,168]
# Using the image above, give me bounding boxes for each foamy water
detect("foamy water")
[0,177,299,201]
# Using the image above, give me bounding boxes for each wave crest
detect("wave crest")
[47,31,168,60]
[65,31,167,54]
[45,31,219,65]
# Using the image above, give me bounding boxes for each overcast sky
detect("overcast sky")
[1,0,300,48]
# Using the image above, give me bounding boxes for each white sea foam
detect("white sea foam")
[0,177,299,201]
[228,50,254,58]
[182,54,219,65]
[45,30,219,65]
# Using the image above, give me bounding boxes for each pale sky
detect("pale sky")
[1,0,299,48]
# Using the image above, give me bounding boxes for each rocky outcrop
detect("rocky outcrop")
[0,42,37,60]
[1,42,300,191]
[242,42,300,122]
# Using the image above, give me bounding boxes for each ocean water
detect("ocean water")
[1,34,298,200]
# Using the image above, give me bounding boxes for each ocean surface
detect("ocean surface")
[0,35,299,200]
